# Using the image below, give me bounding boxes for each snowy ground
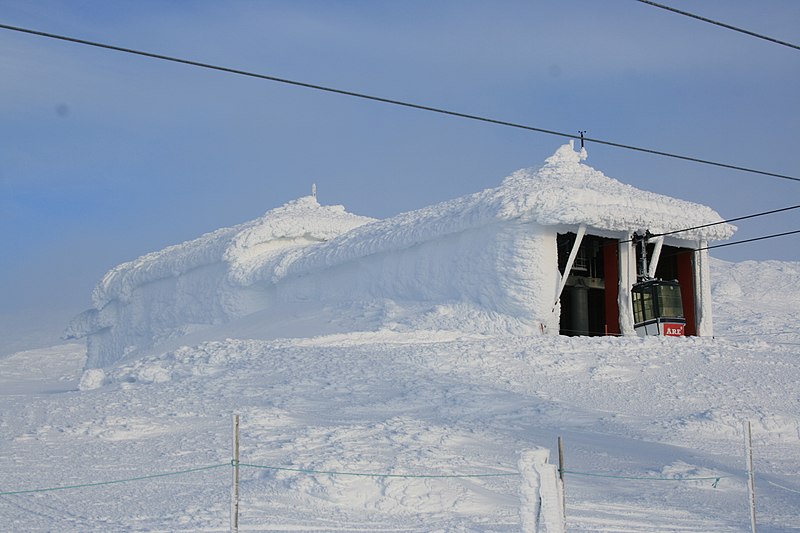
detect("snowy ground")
[1,259,799,532]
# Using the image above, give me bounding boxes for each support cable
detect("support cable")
[620,203,800,244]
[651,229,800,260]
[635,0,800,51]
[653,204,800,240]
[698,229,800,252]
[0,22,797,183]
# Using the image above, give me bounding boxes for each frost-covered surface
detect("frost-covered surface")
[68,197,374,367]
[69,143,734,368]
[518,449,565,533]
[279,142,733,284]
[497,143,733,237]
[2,258,799,531]
[89,196,374,308]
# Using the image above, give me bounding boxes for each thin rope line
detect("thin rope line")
[716,331,796,338]
[767,480,800,494]
[237,462,519,479]
[635,0,800,51]
[0,463,229,496]
[564,469,727,483]
[0,22,797,183]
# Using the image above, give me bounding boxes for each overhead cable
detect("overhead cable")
[621,203,800,244]
[635,0,800,51]
[652,229,800,258]
[698,229,800,252]
[653,203,800,239]
[0,22,798,184]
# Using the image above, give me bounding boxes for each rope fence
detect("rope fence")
[0,463,229,496]
[767,479,800,495]
[562,469,726,487]
[2,426,798,532]
[1,459,778,496]
[236,461,519,479]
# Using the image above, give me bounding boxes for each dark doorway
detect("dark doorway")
[557,233,619,336]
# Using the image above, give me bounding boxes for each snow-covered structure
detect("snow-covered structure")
[69,142,735,367]
[67,197,376,367]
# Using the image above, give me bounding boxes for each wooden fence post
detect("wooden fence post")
[745,420,757,533]
[232,414,240,533]
[558,436,567,530]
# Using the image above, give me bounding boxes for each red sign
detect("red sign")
[663,323,685,337]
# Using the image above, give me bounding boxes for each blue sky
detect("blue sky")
[1,0,798,348]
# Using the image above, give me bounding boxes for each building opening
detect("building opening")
[557,232,619,336]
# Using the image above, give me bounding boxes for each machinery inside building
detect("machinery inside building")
[557,232,698,337]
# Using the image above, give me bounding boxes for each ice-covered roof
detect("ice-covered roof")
[494,142,735,237]
[91,196,374,307]
[277,142,735,282]
[91,143,735,301]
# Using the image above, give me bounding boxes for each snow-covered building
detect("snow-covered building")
[67,198,376,367]
[69,142,735,367]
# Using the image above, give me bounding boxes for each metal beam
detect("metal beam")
[647,236,665,279]
[553,224,586,309]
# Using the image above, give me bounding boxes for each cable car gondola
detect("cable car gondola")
[631,232,686,337]
[631,279,685,336]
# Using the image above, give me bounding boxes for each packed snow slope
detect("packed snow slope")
[1,258,798,532]
[68,143,734,368]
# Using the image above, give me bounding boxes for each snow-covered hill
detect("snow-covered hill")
[1,257,798,532]
[2,145,796,531]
